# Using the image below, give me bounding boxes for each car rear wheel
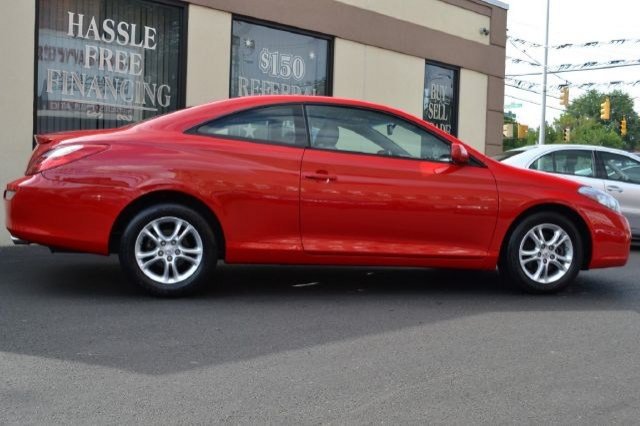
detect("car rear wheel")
[119,204,217,296]
[502,212,583,293]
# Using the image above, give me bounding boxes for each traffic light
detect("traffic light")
[517,124,528,139]
[600,97,611,120]
[563,127,570,142]
[621,116,628,136]
[559,86,569,106]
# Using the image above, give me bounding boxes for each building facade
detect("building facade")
[1,0,507,245]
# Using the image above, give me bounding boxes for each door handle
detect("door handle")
[303,171,337,183]
[606,185,623,193]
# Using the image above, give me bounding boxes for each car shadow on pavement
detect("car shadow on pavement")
[1,246,638,375]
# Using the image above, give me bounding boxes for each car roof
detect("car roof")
[500,143,640,166]
[505,143,639,156]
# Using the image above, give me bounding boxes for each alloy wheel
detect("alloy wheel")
[518,223,574,285]
[134,216,204,285]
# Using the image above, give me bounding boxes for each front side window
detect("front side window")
[230,19,331,97]
[531,150,595,177]
[195,105,306,147]
[306,105,451,161]
[600,152,640,184]
[36,0,185,134]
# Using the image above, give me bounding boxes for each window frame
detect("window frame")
[32,0,188,147]
[186,102,486,166]
[594,150,640,184]
[423,60,460,137]
[302,103,485,167]
[229,15,334,99]
[187,103,309,148]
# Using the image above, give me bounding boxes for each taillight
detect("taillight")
[26,144,109,175]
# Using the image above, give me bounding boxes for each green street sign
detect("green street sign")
[505,103,523,109]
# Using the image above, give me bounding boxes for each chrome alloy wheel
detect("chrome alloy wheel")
[134,216,204,285]
[518,223,574,285]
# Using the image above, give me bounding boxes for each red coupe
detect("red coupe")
[4,96,631,296]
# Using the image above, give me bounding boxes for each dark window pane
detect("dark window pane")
[230,20,330,97]
[553,150,595,177]
[601,152,640,184]
[530,153,554,172]
[423,62,458,136]
[36,0,184,134]
[196,105,305,146]
[306,105,450,161]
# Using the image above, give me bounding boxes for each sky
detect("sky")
[503,0,640,128]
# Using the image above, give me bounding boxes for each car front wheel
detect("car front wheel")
[502,212,583,293]
[119,204,217,296]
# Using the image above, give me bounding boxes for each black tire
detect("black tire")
[501,211,583,294]
[119,204,217,297]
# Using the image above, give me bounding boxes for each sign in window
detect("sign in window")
[36,0,185,134]
[230,19,331,98]
[423,62,459,135]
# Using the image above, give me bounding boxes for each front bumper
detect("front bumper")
[582,205,632,269]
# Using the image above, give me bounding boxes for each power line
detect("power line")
[508,76,640,91]
[506,83,561,99]
[507,62,640,76]
[508,35,640,50]
[507,37,571,85]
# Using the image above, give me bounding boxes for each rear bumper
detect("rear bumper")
[10,235,30,245]
[4,174,128,255]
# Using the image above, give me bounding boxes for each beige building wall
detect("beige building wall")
[0,1,35,245]
[457,69,489,152]
[186,5,231,106]
[333,39,424,117]
[336,0,491,45]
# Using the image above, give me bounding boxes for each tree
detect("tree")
[554,89,638,150]
[502,122,558,151]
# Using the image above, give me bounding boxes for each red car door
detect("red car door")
[300,105,499,259]
[187,104,307,262]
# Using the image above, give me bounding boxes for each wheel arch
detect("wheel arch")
[499,203,593,270]
[109,190,226,259]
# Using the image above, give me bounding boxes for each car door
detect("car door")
[187,104,307,259]
[300,104,499,259]
[528,149,606,190]
[596,151,640,236]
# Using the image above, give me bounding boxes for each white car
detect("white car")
[496,144,640,240]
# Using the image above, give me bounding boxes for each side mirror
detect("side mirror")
[451,142,469,165]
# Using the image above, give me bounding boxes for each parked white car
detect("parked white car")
[496,144,640,240]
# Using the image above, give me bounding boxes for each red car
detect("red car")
[4,96,631,296]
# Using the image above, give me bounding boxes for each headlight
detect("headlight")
[578,186,621,212]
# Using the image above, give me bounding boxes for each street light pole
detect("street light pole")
[538,0,550,145]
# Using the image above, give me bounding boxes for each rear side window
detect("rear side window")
[195,105,306,146]
[530,150,595,177]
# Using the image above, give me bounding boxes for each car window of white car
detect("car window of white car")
[600,152,640,184]
[530,150,595,177]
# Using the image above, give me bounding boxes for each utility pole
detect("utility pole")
[538,0,550,145]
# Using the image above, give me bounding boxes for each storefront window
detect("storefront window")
[423,62,459,135]
[230,19,331,97]
[36,0,185,134]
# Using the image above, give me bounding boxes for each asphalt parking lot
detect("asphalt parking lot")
[1,245,639,424]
